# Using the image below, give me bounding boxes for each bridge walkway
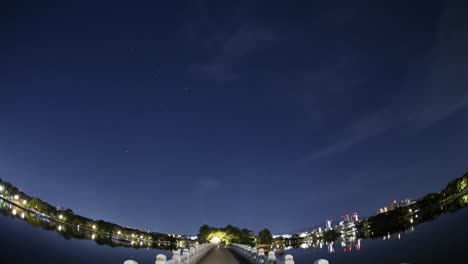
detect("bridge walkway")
[198,246,243,264]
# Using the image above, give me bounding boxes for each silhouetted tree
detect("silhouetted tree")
[257,228,272,245]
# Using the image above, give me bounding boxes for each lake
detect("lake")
[0,210,171,264]
[0,202,467,264]
[287,207,468,264]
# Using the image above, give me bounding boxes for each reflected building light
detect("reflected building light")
[12,208,17,215]
[356,239,361,251]
[92,234,96,240]
[410,218,413,224]
[328,242,334,253]
[58,225,62,231]
[21,212,25,219]
[398,233,401,240]
[387,233,390,240]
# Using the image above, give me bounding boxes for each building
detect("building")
[325,220,332,230]
[342,214,350,224]
[351,212,359,223]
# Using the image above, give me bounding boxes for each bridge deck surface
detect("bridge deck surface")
[198,247,239,264]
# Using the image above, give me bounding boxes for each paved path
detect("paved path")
[198,247,239,264]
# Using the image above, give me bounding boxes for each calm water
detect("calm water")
[0,212,171,264]
[1,206,467,264]
[287,207,468,264]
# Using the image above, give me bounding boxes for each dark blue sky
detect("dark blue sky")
[1,0,467,234]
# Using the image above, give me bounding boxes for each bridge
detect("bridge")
[123,243,330,264]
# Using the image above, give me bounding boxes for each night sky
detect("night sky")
[1,0,467,235]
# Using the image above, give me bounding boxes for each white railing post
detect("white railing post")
[251,247,257,263]
[257,248,265,264]
[172,250,181,264]
[268,251,276,263]
[314,260,329,264]
[182,248,190,264]
[285,254,294,264]
[189,247,195,264]
[156,254,167,264]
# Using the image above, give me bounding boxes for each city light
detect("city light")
[92,225,96,230]
[211,236,221,244]
[0,185,3,191]
[22,200,27,205]
[92,234,95,240]
[21,212,25,219]
[58,225,62,231]
[59,215,63,220]
[12,208,17,215]
[14,195,19,200]
[118,231,121,235]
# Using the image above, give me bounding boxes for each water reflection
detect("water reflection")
[0,198,176,251]
[272,193,466,258]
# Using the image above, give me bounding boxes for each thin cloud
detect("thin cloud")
[304,3,468,161]
[188,27,274,82]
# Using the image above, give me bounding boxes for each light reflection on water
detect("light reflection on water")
[285,208,468,264]
[1,199,468,263]
[0,201,172,264]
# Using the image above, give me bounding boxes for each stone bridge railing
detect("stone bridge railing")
[231,243,329,264]
[123,243,215,264]
[231,243,294,264]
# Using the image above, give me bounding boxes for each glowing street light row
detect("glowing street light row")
[3,191,150,244]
